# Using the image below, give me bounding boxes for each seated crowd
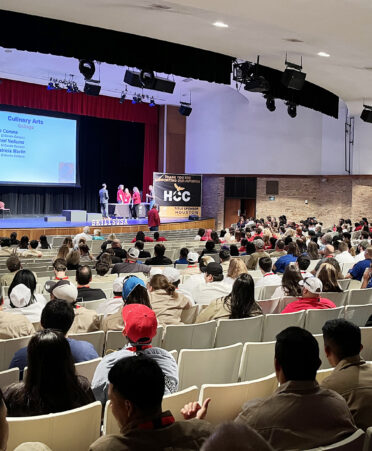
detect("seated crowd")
[1,217,372,448]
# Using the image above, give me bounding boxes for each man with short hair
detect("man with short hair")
[246,239,270,270]
[192,262,230,305]
[346,246,372,281]
[219,249,231,272]
[255,257,281,288]
[99,183,109,219]
[0,255,21,287]
[296,255,313,279]
[335,242,355,264]
[134,240,151,259]
[148,204,161,231]
[354,240,369,263]
[9,299,98,373]
[53,258,69,280]
[90,355,213,450]
[22,240,42,258]
[145,244,172,266]
[321,319,372,430]
[111,248,151,275]
[313,245,335,274]
[92,261,112,281]
[154,231,167,242]
[110,239,127,260]
[281,277,336,313]
[273,242,298,273]
[270,240,287,258]
[45,279,100,333]
[92,304,179,405]
[76,265,106,302]
[183,252,200,275]
[174,247,189,266]
[73,226,91,248]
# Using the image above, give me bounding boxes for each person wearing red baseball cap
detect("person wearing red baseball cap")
[92,304,178,405]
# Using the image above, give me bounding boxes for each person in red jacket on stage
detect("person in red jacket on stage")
[123,188,131,204]
[131,187,141,219]
[148,204,160,231]
[117,185,125,203]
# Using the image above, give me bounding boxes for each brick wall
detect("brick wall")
[202,176,225,230]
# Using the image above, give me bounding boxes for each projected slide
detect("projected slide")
[0,110,77,185]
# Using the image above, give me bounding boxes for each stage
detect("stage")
[0,215,215,240]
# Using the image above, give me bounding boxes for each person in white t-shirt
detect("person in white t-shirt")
[354,240,368,263]
[255,257,281,288]
[191,262,231,305]
[335,242,355,264]
[73,226,91,248]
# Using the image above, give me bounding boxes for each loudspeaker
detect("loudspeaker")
[179,105,192,116]
[361,109,372,123]
[124,70,175,93]
[266,180,279,195]
[188,214,199,220]
[84,82,101,96]
[281,69,306,90]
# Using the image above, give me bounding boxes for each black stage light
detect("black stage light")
[287,101,297,118]
[361,105,372,123]
[119,92,126,104]
[79,59,95,80]
[149,96,156,107]
[282,57,306,90]
[265,96,276,112]
[179,103,192,116]
[84,81,101,96]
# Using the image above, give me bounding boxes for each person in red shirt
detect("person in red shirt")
[123,188,131,204]
[148,204,160,231]
[131,187,141,219]
[131,231,154,243]
[154,232,166,242]
[117,185,125,203]
[281,277,336,314]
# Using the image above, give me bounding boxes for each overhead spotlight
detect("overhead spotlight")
[119,91,126,104]
[79,59,95,80]
[233,57,270,93]
[265,95,276,112]
[132,93,142,104]
[179,102,192,116]
[282,55,306,90]
[286,101,297,118]
[47,78,55,90]
[361,104,372,123]
[149,96,156,107]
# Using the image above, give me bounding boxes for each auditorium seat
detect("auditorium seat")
[214,316,264,347]
[198,373,278,425]
[0,367,19,390]
[259,285,281,301]
[77,298,106,311]
[262,310,306,341]
[341,262,356,277]
[0,335,32,371]
[162,321,217,352]
[73,357,102,383]
[308,259,321,271]
[68,331,105,356]
[316,368,334,384]
[320,291,348,307]
[163,385,199,421]
[7,401,102,451]
[360,327,372,361]
[347,288,372,305]
[104,326,164,354]
[313,334,332,370]
[344,304,372,327]
[304,307,345,334]
[178,343,243,390]
[257,298,282,314]
[306,429,365,451]
[238,341,275,381]
[338,279,351,291]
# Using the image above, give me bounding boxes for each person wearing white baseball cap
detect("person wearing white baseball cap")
[281,277,336,314]
[182,251,200,276]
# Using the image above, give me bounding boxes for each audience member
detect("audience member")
[196,273,262,323]
[296,254,313,279]
[92,261,111,281]
[79,243,93,261]
[62,236,73,249]
[0,238,12,256]
[307,241,320,261]
[9,299,98,373]
[53,258,68,280]
[66,249,81,270]
[325,257,345,280]
[321,319,372,430]
[135,240,151,259]
[184,252,200,274]
[0,294,34,339]
[211,231,220,244]
[246,239,269,270]
[76,265,106,302]
[0,255,21,287]
[175,247,189,265]
[354,240,369,263]
[102,276,151,331]
[111,248,151,275]
[162,267,194,304]
[22,240,42,258]
[45,280,100,333]
[92,304,178,405]
[273,242,298,273]
[346,246,372,281]
[225,258,248,285]
[39,234,51,249]
[219,249,231,271]
[10,232,19,245]
[154,231,167,242]
[271,265,302,300]
[194,228,205,241]
[110,239,127,260]
[97,277,125,318]
[191,263,230,305]
[73,226,91,248]
[17,236,29,253]
[335,242,355,264]
[92,229,104,241]
[281,277,336,313]
[145,244,172,266]
[148,274,192,325]
[131,231,154,243]
[200,240,218,258]
[55,244,70,262]
[90,355,212,450]
[255,257,281,288]
[361,263,372,289]
[316,263,343,292]
[270,240,287,258]
[229,244,239,257]
[4,330,95,416]
[3,270,46,322]
[313,245,336,273]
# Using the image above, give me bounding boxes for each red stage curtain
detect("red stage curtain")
[0,79,158,195]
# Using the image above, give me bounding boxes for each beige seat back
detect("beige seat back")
[238,341,276,381]
[214,316,264,347]
[304,307,345,334]
[262,310,306,341]
[162,321,217,352]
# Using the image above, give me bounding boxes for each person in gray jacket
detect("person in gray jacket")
[92,303,178,405]
[99,183,109,218]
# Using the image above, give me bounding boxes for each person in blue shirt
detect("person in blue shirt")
[9,298,98,376]
[362,262,372,289]
[346,247,372,282]
[174,247,189,266]
[273,242,299,274]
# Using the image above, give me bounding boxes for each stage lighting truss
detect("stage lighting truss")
[47,75,80,93]
[233,57,270,93]
[282,54,306,90]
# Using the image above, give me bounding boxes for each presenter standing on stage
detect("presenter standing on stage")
[131,186,141,219]
[123,188,131,204]
[99,183,109,218]
[146,184,155,210]
[117,185,125,203]
[148,204,160,231]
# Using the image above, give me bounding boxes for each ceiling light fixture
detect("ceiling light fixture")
[119,91,126,104]
[264,94,276,112]
[361,104,372,123]
[286,101,297,118]
[282,54,306,90]
[317,51,330,58]
[213,21,229,28]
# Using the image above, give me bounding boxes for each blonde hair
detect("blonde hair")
[93,229,102,236]
[227,258,249,279]
[263,228,272,238]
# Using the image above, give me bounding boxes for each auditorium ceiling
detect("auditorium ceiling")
[1,0,372,112]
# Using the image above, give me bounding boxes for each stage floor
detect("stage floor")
[0,215,191,229]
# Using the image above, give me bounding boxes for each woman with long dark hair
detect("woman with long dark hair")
[39,235,51,249]
[271,265,302,300]
[196,273,262,322]
[307,241,319,260]
[4,330,94,416]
